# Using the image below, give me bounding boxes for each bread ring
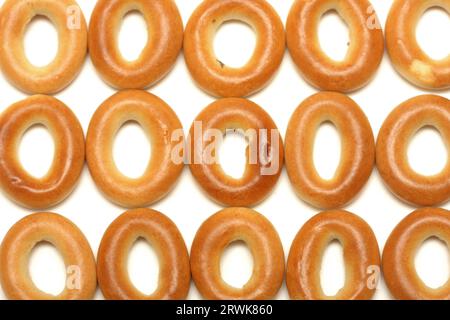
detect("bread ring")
[376,95,450,206]
[190,207,284,300]
[86,90,184,208]
[386,0,450,89]
[0,212,97,300]
[285,92,375,209]
[89,0,183,89]
[97,208,190,300]
[184,0,285,97]
[383,207,450,300]
[286,0,384,92]
[0,95,85,209]
[188,98,283,207]
[0,0,87,94]
[287,210,381,300]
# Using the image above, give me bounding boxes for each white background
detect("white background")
[0,0,448,300]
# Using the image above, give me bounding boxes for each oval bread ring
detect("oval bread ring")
[0,212,97,300]
[188,98,284,207]
[89,0,183,89]
[86,90,184,208]
[184,0,285,97]
[376,95,450,206]
[386,0,450,89]
[97,208,191,300]
[287,210,381,300]
[285,92,375,209]
[190,207,285,300]
[0,95,85,209]
[383,207,450,300]
[0,0,88,94]
[286,0,384,92]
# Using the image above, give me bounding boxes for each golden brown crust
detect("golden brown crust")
[89,0,183,89]
[386,0,450,89]
[97,208,191,300]
[188,98,284,207]
[287,210,381,300]
[0,212,97,300]
[190,207,284,300]
[0,95,85,209]
[285,92,375,209]
[286,0,384,92]
[376,95,450,206]
[184,0,285,97]
[0,0,87,94]
[86,90,184,208]
[382,207,450,300]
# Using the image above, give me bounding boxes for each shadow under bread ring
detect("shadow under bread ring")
[0,95,85,209]
[86,90,184,208]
